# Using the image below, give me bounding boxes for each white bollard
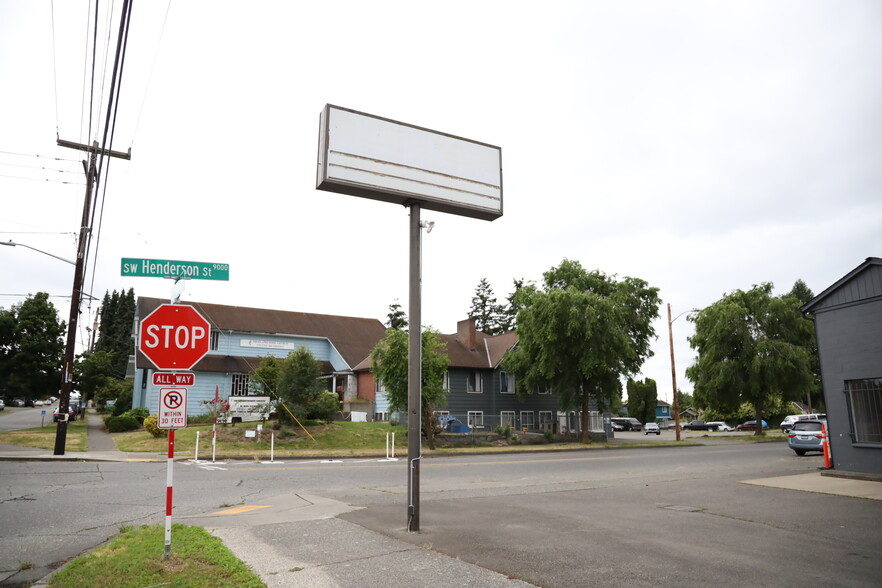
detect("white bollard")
[380,431,398,461]
[194,431,200,462]
[270,431,275,463]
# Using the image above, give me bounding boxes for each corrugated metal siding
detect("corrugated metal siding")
[813,265,882,311]
[814,298,882,474]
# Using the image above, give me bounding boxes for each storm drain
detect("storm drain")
[663,504,705,512]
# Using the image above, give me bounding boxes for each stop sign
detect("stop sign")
[139,304,211,370]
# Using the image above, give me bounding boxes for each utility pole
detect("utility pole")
[53,139,130,455]
[667,303,682,442]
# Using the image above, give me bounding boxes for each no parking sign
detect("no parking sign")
[158,387,188,430]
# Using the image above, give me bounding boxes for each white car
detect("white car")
[644,422,661,435]
[706,421,734,431]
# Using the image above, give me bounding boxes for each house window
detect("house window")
[433,410,450,417]
[537,384,552,395]
[468,411,484,428]
[210,330,220,351]
[467,372,483,393]
[845,378,882,445]
[661,406,669,415]
[500,411,515,428]
[539,411,553,425]
[230,373,250,396]
[374,411,389,422]
[500,372,515,394]
[520,411,535,429]
[442,372,449,389]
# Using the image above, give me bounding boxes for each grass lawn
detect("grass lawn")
[0,412,88,451]
[113,420,409,457]
[48,524,264,588]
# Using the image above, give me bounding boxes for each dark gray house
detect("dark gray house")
[800,257,882,477]
[437,318,561,432]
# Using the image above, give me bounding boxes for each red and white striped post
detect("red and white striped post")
[165,429,175,559]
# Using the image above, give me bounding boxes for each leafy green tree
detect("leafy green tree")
[94,378,133,409]
[277,348,325,422]
[370,328,449,449]
[469,278,504,335]
[3,293,65,400]
[788,279,823,411]
[686,283,814,435]
[385,300,408,331]
[75,350,116,401]
[249,356,281,397]
[502,260,660,442]
[627,378,657,425]
[0,306,17,398]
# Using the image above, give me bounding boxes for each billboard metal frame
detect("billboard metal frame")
[316,104,503,221]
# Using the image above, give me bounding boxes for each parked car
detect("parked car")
[682,420,716,431]
[53,406,77,422]
[611,418,643,431]
[644,422,661,435]
[24,399,35,407]
[34,400,44,406]
[610,421,625,431]
[0,399,5,410]
[736,420,769,431]
[706,421,735,432]
[781,414,825,433]
[788,420,827,455]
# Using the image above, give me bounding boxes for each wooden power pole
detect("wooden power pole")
[53,139,130,455]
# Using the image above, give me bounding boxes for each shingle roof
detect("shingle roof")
[136,297,386,370]
[351,320,518,372]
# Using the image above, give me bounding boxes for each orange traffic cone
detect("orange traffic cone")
[821,423,832,469]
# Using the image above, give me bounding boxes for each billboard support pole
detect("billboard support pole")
[407,203,422,532]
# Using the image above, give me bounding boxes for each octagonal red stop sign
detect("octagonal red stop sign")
[139,304,210,370]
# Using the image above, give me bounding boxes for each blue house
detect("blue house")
[132,297,387,416]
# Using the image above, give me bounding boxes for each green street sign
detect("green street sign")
[121,258,229,281]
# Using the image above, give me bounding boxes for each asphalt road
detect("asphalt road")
[0,406,57,432]
[2,441,880,587]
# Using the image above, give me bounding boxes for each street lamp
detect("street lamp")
[667,304,698,441]
[1,240,75,265]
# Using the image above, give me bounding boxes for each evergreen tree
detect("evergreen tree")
[94,288,136,378]
[469,278,504,335]
[385,300,408,330]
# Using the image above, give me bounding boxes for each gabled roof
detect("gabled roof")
[800,257,882,314]
[136,297,386,369]
[351,318,519,372]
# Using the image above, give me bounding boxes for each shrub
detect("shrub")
[106,415,139,433]
[544,430,554,443]
[143,414,165,438]
[112,386,133,416]
[121,407,150,424]
[307,391,340,423]
[495,425,511,439]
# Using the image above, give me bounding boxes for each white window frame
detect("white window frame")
[845,378,882,445]
[468,411,484,428]
[520,411,535,429]
[442,372,449,390]
[500,411,515,428]
[467,371,483,393]
[500,372,515,394]
[230,373,250,396]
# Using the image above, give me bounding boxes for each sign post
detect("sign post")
[158,386,188,560]
[316,105,502,532]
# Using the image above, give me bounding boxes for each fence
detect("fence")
[375,410,605,435]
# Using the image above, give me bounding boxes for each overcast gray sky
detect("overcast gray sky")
[2,1,880,402]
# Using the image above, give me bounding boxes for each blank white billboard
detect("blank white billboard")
[316,105,502,221]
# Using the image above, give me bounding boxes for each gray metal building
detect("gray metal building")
[800,257,882,476]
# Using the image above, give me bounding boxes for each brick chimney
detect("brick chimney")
[457,318,477,351]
